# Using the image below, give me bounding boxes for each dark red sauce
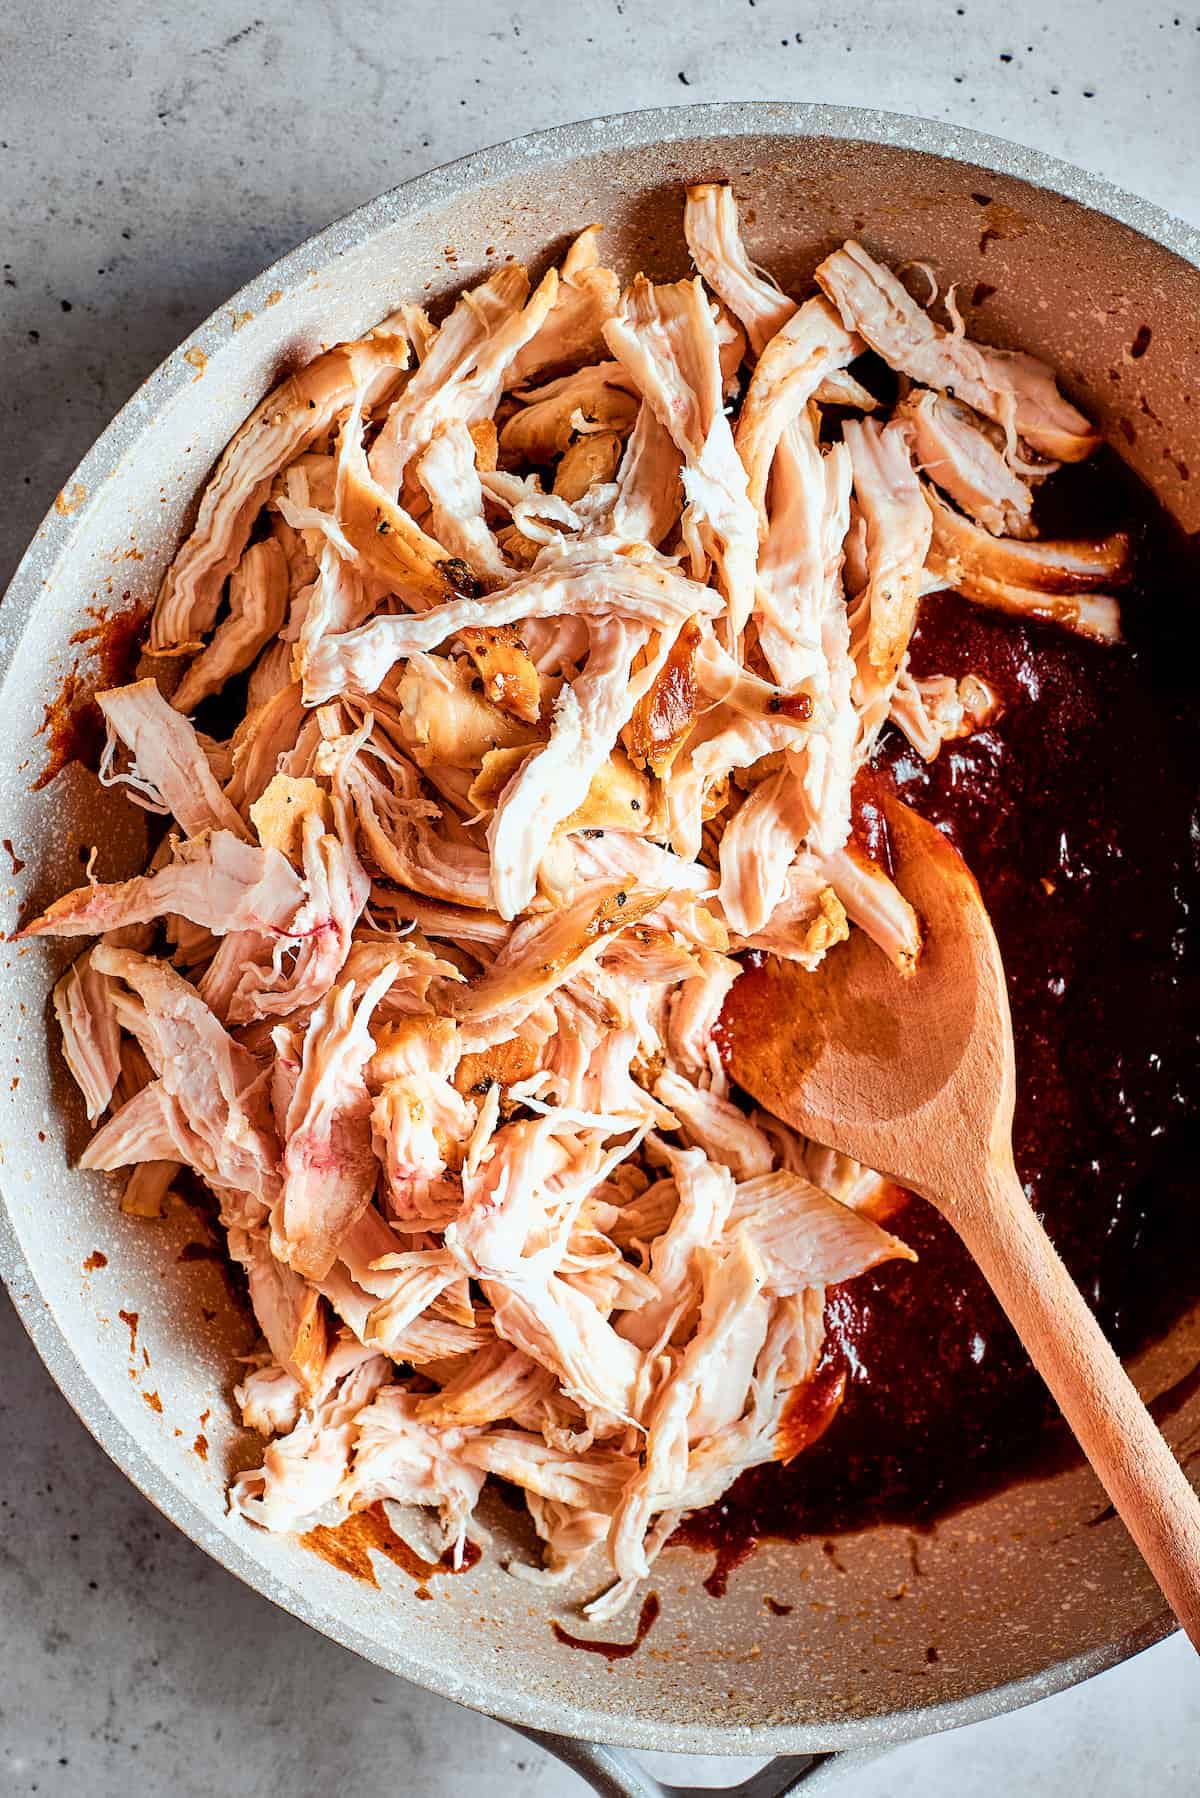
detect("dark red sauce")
[776,1351,849,1465]
[34,600,151,790]
[551,1591,661,1660]
[847,765,895,875]
[691,452,1200,1556]
[702,1534,759,1599]
[301,1503,483,1586]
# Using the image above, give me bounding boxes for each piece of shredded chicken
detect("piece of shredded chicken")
[31,186,1119,1620]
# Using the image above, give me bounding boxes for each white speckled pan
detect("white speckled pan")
[2,104,1198,1797]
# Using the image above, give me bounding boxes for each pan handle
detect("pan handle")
[508,1726,891,1795]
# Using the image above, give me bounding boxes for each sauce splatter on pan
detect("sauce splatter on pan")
[301,1503,482,1588]
[551,1591,661,1660]
[34,601,151,790]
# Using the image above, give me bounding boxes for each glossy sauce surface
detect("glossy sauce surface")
[689,455,1200,1554]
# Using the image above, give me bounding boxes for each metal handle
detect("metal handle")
[508,1726,891,1796]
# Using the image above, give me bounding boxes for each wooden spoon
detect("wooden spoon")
[724,794,1200,1647]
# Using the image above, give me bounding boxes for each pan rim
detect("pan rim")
[1,99,1193,1755]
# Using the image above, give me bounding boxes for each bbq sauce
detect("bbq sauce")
[688,452,1200,1554]
[550,1591,662,1660]
[34,601,151,790]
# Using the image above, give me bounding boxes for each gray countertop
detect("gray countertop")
[2,2,1199,1792]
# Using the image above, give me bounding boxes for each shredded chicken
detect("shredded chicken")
[30,188,1121,1619]
[897,389,1034,539]
[53,949,121,1121]
[151,332,409,652]
[368,266,559,498]
[734,296,862,528]
[508,227,621,386]
[815,239,1100,464]
[172,538,291,714]
[604,276,759,640]
[924,485,1128,641]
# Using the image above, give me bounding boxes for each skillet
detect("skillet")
[2,102,1198,1795]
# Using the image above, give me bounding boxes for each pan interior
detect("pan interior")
[2,114,1198,1754]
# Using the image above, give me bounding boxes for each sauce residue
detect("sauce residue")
[775,1353,848,1464]
[117,1308,139,1354]
[143,1390,163,1414]
[55,483,87,517]
[178,1239,225,1265]
[847,766,895,874]
[192,1432,209,1461]
[34,601,151,790]
[703,1536,758,1599]
[1151,1359,1200,1429]
[551,1591,661,1660]
[764,1597,793,1617]
[82,1250,107,1272]
[300,1502,482,1588]
[694,451,1200,1562]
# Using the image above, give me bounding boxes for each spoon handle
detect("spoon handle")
[955,1156,1200,1651]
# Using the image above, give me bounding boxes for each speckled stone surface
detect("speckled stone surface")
[3,3,1200,1793]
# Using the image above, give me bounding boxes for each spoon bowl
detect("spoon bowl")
[725,800,1007,1201]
